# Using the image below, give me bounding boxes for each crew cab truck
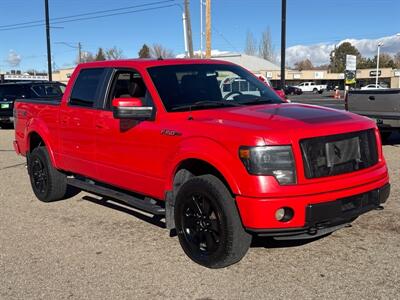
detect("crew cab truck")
[346,89,400,141]
[294,81,327,94]
[14,59,390,268]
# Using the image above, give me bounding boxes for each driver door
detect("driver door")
[94,69,167,199]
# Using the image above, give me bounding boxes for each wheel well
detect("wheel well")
[29,132,45,153]
[173,159,233,196]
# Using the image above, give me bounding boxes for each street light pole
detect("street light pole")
[44,0,52,81]
[280,0,286,88]
[375,42,383,86]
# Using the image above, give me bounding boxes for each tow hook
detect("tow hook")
[308,227,318,235]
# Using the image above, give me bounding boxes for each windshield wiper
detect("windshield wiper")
[171,100,243,111]
[237,98,275,105]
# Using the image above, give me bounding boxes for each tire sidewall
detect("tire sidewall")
[28,148,52,201]
[174,176,237,267]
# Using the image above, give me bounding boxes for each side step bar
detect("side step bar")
[67,178,165,216]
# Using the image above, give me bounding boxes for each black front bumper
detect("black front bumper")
[248,183,390,240]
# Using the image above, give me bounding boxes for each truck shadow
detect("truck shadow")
[81,195,166,229]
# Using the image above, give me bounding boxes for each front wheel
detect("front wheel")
[313,88,318,94]
[174,175,252,268]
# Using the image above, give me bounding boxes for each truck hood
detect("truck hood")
[190,103,374,143]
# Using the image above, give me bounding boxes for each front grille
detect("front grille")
[300,129,378,179]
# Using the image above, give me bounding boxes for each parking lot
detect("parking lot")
[288,91,345,110]
[0,128,399,299]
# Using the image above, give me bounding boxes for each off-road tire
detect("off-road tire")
[174,174,252,268]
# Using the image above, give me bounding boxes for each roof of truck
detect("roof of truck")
[76,58,235,69]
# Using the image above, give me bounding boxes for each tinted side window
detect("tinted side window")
[107,70,153,109]
[70,68,106,107]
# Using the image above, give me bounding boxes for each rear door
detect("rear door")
[59,67,111,178]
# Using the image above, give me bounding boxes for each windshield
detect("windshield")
[147,64,283,112]
[31,84,65,97]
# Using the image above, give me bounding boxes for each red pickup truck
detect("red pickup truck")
[14,59,390,268]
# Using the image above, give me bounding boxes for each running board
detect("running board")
[67,178,165,216]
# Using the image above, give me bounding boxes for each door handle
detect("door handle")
[368,96,375,101]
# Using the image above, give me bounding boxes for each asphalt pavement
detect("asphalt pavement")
[1,128,399,300]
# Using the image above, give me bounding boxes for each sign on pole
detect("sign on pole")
[345,55,357,85]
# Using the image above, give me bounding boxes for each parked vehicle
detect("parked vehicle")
[360,84,386,90]
[253,74,286,100]
[346,89,400,141]
[14,59,390,268]
[0,81,65,128]
[294,82,327,94]
[283,85,302,95]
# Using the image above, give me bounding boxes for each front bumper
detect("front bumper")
[236,174,390,234]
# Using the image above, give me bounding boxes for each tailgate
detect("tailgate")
[347,89,400,118]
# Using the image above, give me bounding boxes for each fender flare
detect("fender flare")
[26,120,58,168]
[165,137,243,195]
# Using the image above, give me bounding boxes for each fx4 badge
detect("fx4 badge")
[161,129,182,136]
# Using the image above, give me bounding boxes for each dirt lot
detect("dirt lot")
[1,129,399,300]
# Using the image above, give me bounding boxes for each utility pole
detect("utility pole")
[184,0,194,58]
[200,0,204,58]
[205,0,211,58]
[375,42,383,86]
[280,0,286,88]
[78,42,82,63]
[182,12,189,57]
[44,0,52,81]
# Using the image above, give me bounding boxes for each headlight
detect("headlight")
[239,146,297,185]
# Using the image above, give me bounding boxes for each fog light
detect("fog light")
[275,207,294,222]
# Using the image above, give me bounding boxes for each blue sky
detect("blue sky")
[0,0,399,72]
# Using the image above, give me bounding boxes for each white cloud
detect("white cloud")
[286,34,400,67]
[6,50,21,67]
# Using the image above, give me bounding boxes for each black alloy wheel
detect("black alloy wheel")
[175,175,252,268]
[28,146,80,202]
[31,156,48,195]
[181,193,222,255]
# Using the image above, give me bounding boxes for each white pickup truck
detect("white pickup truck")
[294,82,327,94]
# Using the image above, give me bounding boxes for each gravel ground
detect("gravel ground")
[0,129,399,300]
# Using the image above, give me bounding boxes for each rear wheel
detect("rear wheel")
[312,88,318,94]
[28,146,80,202]
[174,175,252,268]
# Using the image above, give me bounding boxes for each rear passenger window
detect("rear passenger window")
[70,68,106,107]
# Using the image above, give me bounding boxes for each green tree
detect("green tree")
[95,48,106,61]
[376,53,396,68]
[358,53,396,69]
[329,42,361,73]
[138,44,151,58]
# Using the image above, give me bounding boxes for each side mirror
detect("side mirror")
[112,97,154,120]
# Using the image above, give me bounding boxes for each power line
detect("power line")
[0,0,177,31]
